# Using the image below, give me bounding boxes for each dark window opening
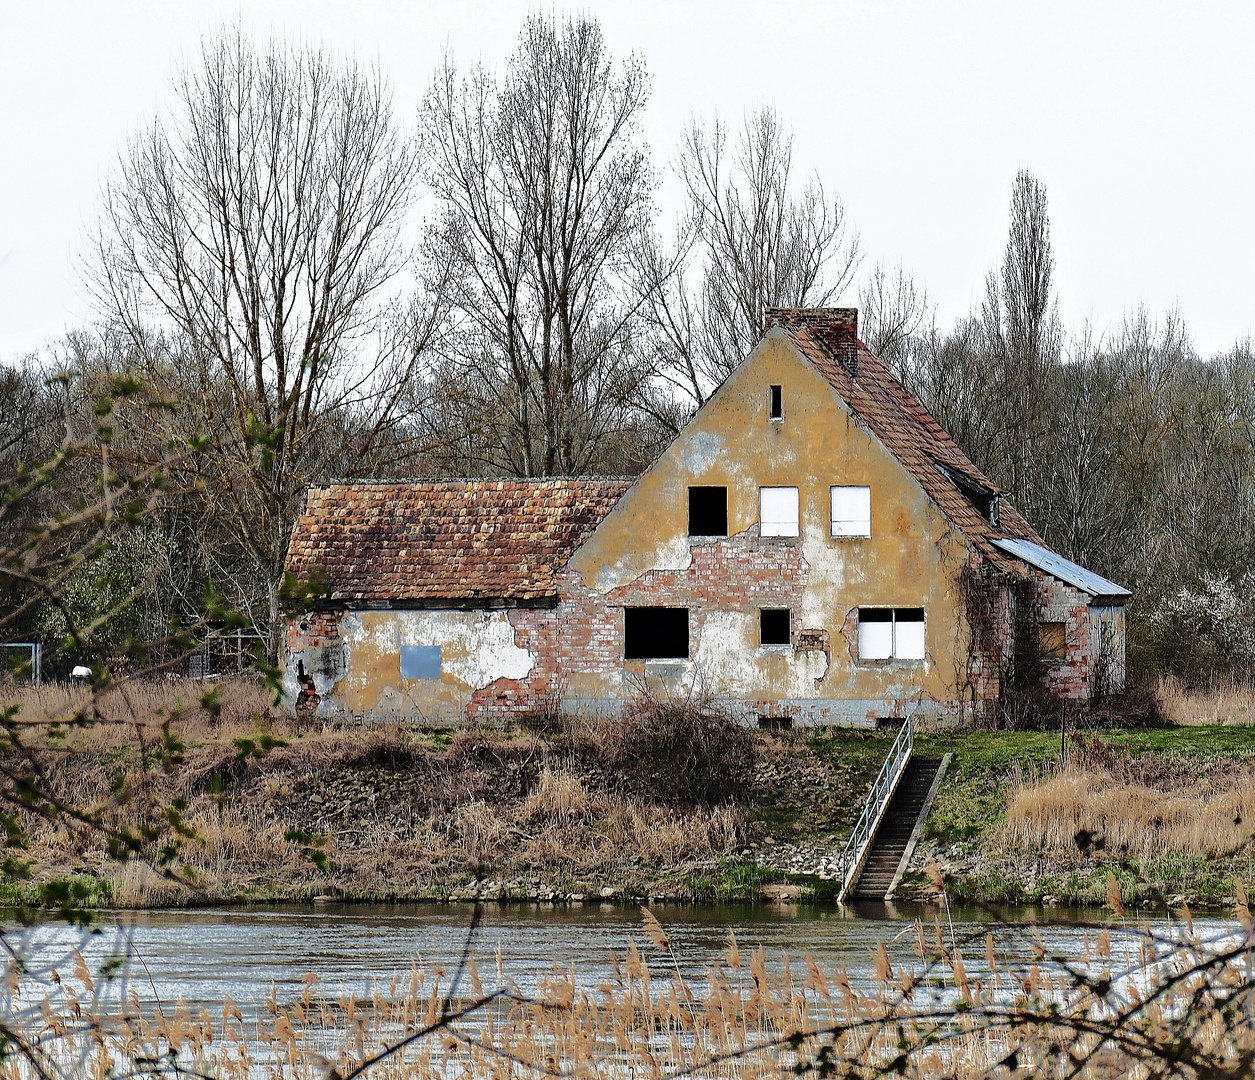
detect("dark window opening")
[688,486,728,536]
[860,608,893,622]
[624,607,689,660]
[1039,621,1067,663]
[760,608,791,646]
[935,460,996,522]
[758,714,793,731]
[769,384,783,420]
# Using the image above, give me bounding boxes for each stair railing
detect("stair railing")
[836,717,913,902]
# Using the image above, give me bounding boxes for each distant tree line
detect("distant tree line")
[862,172,1255,682]
[1,16,1251,684]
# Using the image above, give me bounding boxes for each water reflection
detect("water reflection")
[1,901,1227,1017]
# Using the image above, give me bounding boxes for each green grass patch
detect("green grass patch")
[0,875,114,913]
[785,872,843,902]
[680,860,784,903]
[805,730,899,771]
[905,727,1255,908]
[916,726,1255,849]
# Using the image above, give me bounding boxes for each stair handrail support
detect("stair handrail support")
[836,718,913,902]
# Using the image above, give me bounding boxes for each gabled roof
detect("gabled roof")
[764,308,1042,573]
[990,538,1132,604]
[285,479,631,604]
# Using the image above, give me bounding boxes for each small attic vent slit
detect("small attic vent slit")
[769,385,783,420]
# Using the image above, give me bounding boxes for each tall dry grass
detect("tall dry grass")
[521,764,593,822]
[3,682,758,904]
[0,675,274,747]
[1002,763,1255,859]
[1158,674,1255,726]
[159,780,745,900]
[14,736,748,904]
[3,906,1254,1079]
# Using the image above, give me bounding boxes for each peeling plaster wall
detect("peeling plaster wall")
[284,609,535,722]
[284,332,997,726]
[559,331,972,723]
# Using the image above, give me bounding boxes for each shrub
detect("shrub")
[597,695,754,806]
[984,680,1165,732]
[1147,571,1255,684]
[1086,679,1167,728]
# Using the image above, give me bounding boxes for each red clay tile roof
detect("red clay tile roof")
[765,308,1043,573]
[285,479,631,603]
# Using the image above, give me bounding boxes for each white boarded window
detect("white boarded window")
[895,609,926,659]
[858,607,926,661]
[831,485,871,537]
[858,609,893,659]
[759,486,799,536]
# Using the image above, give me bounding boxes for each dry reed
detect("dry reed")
[1158,674,1255,726]
[10,721,749,903]
[1002,763,1255,860]
[0,675,274,747]
[2,907,1253,1079]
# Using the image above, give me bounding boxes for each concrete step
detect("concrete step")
[850,757,948,900]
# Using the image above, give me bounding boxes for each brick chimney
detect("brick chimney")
[764,307,859,377]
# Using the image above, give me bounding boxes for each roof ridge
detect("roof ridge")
[317,476,637,487]
[780,321,1042,571]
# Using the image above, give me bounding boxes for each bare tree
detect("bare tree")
[652,108,859,403]
[858,261,932,374]
[974,170,1064,502]
[421,14,659,477]
[92,30,448,653]
[1030,328,1127,571]
[986,169,1062,371]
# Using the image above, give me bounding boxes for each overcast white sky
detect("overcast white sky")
[2,1,1252,360]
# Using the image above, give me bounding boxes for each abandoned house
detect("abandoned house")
[281,308,1130,727]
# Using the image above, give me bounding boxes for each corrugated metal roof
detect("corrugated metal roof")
[990,537,1132,603]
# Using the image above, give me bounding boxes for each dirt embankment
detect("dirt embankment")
[13,678,1255,910]
[14,681,890,907]
[894,728,1255,910]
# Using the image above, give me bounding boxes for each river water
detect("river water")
[4,900,1234,1017]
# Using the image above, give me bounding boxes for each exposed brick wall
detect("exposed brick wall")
[466,534,1002,724]
[1031,571,1093,700]
[286,611,340,652]
[469,533,807,720]
[959,556,1016,721]
[957,567,1098,713]
[282,542,1102,723]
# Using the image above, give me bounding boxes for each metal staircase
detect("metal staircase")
[834,718,952,903]
[835,719,912,903]
[849,756,948,900]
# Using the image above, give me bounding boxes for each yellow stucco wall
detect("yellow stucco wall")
[283,609,535,720]
[566,328,974,716]
[281,328,983,725]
